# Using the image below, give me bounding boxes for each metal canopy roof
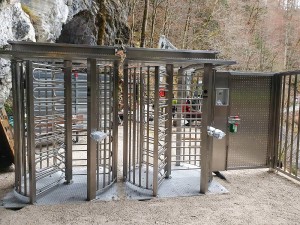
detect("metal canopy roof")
[0,42,236,67]
[1,41,119,61]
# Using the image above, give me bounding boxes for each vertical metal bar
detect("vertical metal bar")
[95,66,104,190]
[87,58,97,200]
[139,67,144,186]
[11,60,21,193]
[268,75,276,169]
[284,75,291,171]
[132,68,137,183]
[20,62,27,196]
[296,74,300,176]
[271,75,282,170]
[176,68,184,166]
[26,61,36,203]
[108,66,112,185]
[123,60,129,180]
[290,75,297,173]
[103,66,107,188]
[128,69,132,181]
[165,64,174,177]
[146,66,150,188]
[153,66,160,196]
[64,60,73,183]
[200,64,214,194]
[112,61,119,180]
[278,76,286,168]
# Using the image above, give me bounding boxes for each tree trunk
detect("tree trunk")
[96,0,107,46]
[182,0,192,49]
[161,0,169,35]
[140,0,149,47]
[149,0,158,48]
[129,0,137,46]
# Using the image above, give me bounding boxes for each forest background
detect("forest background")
[125,0,300,71]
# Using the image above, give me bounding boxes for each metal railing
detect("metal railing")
[276,72,300,180]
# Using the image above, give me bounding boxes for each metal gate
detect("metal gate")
[10,43,120,203]
[227,74,272,169]
[5,42,236,203]
[171,69,203,170]
[212,72,274,171]
[123,65,172,196]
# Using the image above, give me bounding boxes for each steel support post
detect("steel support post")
[112,60,119,180]
[139,67,145,186]
[153,66,160,196]
[165,64,174,177]
[200,64,214,194]
[271,75,282,170]
[123,60,129,180]
[11,60,21,194]
[64,60,73,183]
[175,68,184,166]
[25,61,36,203]
[87,58,97,200]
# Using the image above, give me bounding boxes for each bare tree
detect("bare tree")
[140,0,149,47]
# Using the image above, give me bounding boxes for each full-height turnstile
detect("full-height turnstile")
[9,42,120,203]
[122,48,235,196]
[1,42,236,204]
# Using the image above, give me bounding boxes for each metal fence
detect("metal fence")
[276,71,300,180]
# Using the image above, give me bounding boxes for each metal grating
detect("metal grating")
[228,76,271,169]
[171,69,202,169]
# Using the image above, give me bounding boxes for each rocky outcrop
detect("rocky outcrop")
[0,0,130,106]
[21,0,69,42]
[59,0,129,46]
[96,0,129,45]
[57,10,97,45]
[0,2,36,106]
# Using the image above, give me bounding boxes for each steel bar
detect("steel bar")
[139,67,145,187]
[87,58,97,200]
[146,66,150,188]
[64,60,73,183]
[112,61,119,180]
[290,75,297,174]
[132,68,137,183]
[153,66,160,196]
[175,68,184,166]
[26,61,36,203]
[123,60,129,180]
[284,75,291,172]
[11,60,21,193]
[200,64,214,194]
[278,76,286,168]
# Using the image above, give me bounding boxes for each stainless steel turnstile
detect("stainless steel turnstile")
[3,42,236,204]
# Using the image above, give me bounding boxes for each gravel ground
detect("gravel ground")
[1,168,300,225]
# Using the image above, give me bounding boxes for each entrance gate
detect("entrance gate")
[3,42,235,203]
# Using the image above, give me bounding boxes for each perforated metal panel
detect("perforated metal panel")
[228,76,271,169]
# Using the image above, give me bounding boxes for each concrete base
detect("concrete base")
[2,167,228,209]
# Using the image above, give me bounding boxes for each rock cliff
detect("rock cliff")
[0,0,129,106]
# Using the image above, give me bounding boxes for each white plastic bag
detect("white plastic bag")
[91,131,108,142]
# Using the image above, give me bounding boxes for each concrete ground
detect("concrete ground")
[1,167,300,225]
